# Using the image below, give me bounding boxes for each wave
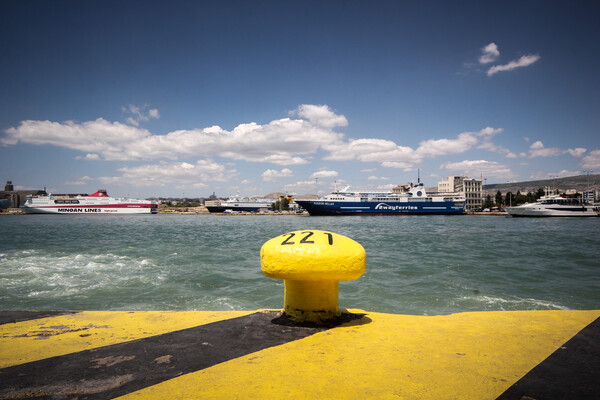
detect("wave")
[458,295,569,311]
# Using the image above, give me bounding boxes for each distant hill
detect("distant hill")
[484,174,600,194]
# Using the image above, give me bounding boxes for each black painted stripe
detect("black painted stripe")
[0,311,76,325]
[496,316,600,400]
[0,311,325,399]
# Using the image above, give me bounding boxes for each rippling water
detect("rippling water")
[0,214,598,315]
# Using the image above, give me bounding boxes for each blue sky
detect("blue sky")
[1,1,599,198]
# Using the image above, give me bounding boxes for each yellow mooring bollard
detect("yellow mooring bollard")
[261,230,366,325]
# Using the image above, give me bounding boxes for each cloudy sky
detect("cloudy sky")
[1,1,599,198]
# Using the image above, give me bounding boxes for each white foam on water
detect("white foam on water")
[0,250,163,304]
[460,295,569,311]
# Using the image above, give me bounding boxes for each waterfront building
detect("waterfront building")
[583,189,597,204]
[438,176,482,210]
[0,181,47,208]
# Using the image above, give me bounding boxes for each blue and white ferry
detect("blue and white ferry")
[295,182,465,216]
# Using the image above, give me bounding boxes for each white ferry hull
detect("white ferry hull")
[506,205,598,217]
[22,189,158,215]
[23,205,156,214]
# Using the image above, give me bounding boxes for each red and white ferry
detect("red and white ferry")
[22,190,158,214]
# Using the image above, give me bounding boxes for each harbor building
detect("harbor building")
[438,176,482,210]
[583,189,597,204]
[0,181,46,209]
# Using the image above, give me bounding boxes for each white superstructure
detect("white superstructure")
[22,190,158,214]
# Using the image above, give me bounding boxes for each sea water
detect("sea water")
[0,214,598,315]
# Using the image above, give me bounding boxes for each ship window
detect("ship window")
[54,199,80,204]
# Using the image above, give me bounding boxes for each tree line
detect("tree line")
[483,187,553,209]
[271,197,290,211]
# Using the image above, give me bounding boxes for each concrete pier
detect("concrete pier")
[1,309,598,399]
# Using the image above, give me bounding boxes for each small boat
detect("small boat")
[294,183,465,216]
[505,194,599,217]
[22,190,158,214]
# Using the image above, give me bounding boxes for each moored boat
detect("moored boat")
[205,194,272,213]
[295,183,465,216]
[505,194,599,217]
[22,190,158,214]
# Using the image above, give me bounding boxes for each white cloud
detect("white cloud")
[97,160,237,187]
[75,153,101,161]
[441,159,514,178]
[582,150,600,169]
[293,104,348,129]
[321,126,509,173]
[479,43,500,64]
[148,109,160,119]
[367,176,390,181]
[64,176,92,185]
[324,127,504,169]
[310,170,339,179]
[475,127,519,158]
[398,127,499,160]
[2,105,346,165]
[527,142,587,159]
[123,104,160,126]
[2,118,152,160]
[529,141,561,157]
[261,168,294,182]
[283,180,321,194]
[325,134,449,165]
[528,141,564,157]
[487,54,540,76]
[2,105,533,182]
[381,161,413,170]
[567,147,586,157]
[360,168,377,173]
[416,132,479,158]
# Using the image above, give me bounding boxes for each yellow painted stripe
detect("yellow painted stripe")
[0,310,254,368]
[117,310,599,400]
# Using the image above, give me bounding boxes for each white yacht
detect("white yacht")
[506,194,599,217]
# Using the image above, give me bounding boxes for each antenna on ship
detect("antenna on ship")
[418,168,421,185]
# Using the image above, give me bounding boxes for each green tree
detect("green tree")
[271,198,290,211]
[483,194,494,209]
[505,191,514,207]
[495,191,503,206]
[536,187,545,199]
[515,191,527,205]
[526,191,535,203]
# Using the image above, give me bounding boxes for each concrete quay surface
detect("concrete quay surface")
[1,309,598,399]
